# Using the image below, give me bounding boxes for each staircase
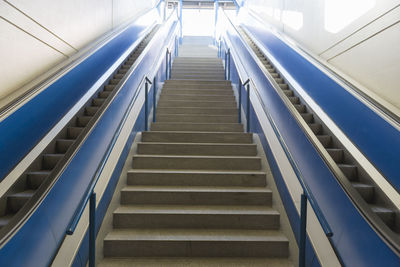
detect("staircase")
[99,38,293,266]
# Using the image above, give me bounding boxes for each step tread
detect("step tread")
[99,257,294,267]
[114,205,278,215]
[127,169,266,175]
[133,155,261,159]
[105,228,288,242]
[122,186,271,193]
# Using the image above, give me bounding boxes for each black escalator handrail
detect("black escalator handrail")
[0,1,163,122]
[66,15,179,235]
[220,9,400,254]
[246,8,400,128]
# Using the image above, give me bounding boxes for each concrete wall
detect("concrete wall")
[0,0,158,103]
[245,0,400,111]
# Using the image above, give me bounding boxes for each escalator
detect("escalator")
[0,25,160,235]
[238,27,399,235]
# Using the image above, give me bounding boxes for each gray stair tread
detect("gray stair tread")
[115,205,278,215]
[99,257,293,267]
[137,142,255,146]
[105,228,288,241]
[128,169,266,175]
[122,186,271,193]
[27,170,51,175]
[133,155,260,159]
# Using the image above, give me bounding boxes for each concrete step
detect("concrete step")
[127,170,266,187]
[156,114,238,123]
[113,205,279,229]
[165,79,230,85]
[151,122,243,132]
[159,94,235,101]
[99,257,294,267]
[141,131,253,143]
[172,66,224,71]
[156,107,237,115]
[161,89,233,95]
[157,100,236,108]
[172,70,225,76]
[136,142,257,156]
[162,84,232,90]
[132,155,261,170]
[171,75,225,80]
[120,186,272,205]
[104,229,288,257]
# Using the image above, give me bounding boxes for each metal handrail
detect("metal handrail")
[65,13,178,267]
[218,10,335,266]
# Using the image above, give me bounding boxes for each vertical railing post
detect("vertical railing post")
[238,79,242,123]
[88,192,96,267]
[299,193,308,267]
[153,77,157,123]
[145,81,149,131]
[224,51,228,80]
[246,83,250,132]
[168,51,172,79]
[166,49,169,80]
[227,48,231,80]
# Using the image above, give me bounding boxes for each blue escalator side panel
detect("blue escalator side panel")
[241,16,400,189]
[222,21,400,266]
[0,9,159,181]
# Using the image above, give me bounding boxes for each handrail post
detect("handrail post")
[238,79,242,123]
[145,81,149,131]
[168,51,172,79]
[224,51,227,80]
[299,193,307,267]
[153,77,157,123]
[246,83,250,132]
[89,192,96,267]
[166,49,169,80]
[227,48,231,80]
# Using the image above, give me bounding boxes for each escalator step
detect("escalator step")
[271,73,279,78]
[85,106,99,116]
[67,127,83,139]
[42,154,64,170]
[93,98,106,106]
[282,90,293,97]
[105,85,116,91]
[317,135,332,147]
[109,79,121,85]
[326,148,344,163]
[77,116,92,127]
[99,91,112,98]
[118,69,128,74]
[288,96,300,104]
[352,183,374,203]
[27,171,51,189]
[279,84,288,90]
[275,78,284,83]
[294,104,306,113]
[115,73,125,79]
[7,190,35,213]
[301,113,314,123]
[308,123,322,134]
[56,139,74,153]
[371,206,395,229]
[338,164,358,181]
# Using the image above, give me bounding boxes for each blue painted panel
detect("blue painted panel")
[241,15,400,190]
[0,9,159,181]
[222,18,400,266]
[0,17,177,267]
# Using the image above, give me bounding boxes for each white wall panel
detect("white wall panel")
[0,0,157,106]
[0,19,66,99]
[329,22,400,108]
[245,0,400,110]
[7,0,112,49]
